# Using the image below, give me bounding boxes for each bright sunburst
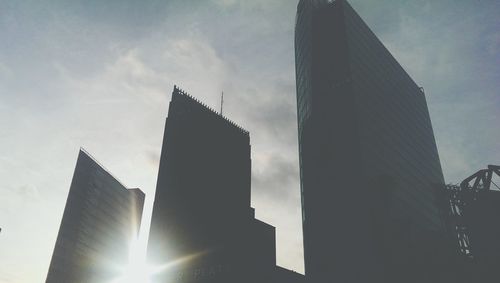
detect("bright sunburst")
[110,237,153,283]
[111,262,153,283]
[110,235,209,283]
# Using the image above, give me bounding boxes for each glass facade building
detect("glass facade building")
[147,86,304,283]
[46,149,145,283]
[295,1,446,282]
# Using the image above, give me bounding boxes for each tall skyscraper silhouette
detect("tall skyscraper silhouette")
[46,149,145,283]
[147,86,304,283]
[295,1,447,282]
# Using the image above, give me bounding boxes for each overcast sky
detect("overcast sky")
[0,0,499,282]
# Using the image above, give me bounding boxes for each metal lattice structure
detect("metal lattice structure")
[444,183,472,256]
[460,165,500,193]
[444,165,500,258]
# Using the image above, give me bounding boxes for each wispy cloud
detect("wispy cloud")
[1,0,498,281]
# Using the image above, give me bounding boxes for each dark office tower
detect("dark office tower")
[147,86,304,283]
[295,1,446,282]
[46,149,145,283]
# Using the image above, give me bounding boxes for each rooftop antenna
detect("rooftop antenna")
[220,91,224,116]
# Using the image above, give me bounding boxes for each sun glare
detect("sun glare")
[110,235,210,283]
[112,262,153,283]
[111,237,153,283]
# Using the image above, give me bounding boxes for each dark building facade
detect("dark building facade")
[46,149,145,283]
[441,165,500,282]
[466,190,500,277]
[147,86,304,283]
[295,1,447,282]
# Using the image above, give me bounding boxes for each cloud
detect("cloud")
[145,149,161,167]
[2,0,498,281]
[252,152,300,202]
[211,0,237,7]
[0,60,12,80]
[18,184,41,199]
[236,79,297,145]
[486,32,500,56]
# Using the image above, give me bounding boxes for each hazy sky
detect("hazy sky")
[0,0,499,282]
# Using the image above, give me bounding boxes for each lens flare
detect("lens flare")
[111,235,210,283]
[110,237,153,283]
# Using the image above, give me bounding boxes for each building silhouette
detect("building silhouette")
[295,0,448,282]
[441,165,500,282]
[46,149,145,283]
[147,86,304,283]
